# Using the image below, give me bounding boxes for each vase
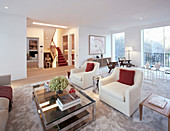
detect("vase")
[146,61,150,69]
[56,90,63,94]
[155,62,160,70]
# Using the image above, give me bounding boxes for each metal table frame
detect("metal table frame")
[33,85,96,131]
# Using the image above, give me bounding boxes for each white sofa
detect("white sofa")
[0,75,11,131]
[99,67,143,117]
[70,61,100,89]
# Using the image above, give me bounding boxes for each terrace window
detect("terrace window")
[143,26,170,67]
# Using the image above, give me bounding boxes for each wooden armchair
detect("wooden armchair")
[106,59,118,73]
[118,57,132,67]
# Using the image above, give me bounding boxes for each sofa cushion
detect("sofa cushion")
[85,63,94,72]
[0,86,13,111]
[0,109,8,131]
[71,72,83,81]
[117,69,135,86]
[100,82,130,102]
[0,98,9,110]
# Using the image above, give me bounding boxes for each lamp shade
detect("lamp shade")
[125,46,133,51]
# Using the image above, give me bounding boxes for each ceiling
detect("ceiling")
[1,0,170,31]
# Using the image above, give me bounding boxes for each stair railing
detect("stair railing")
[49,29,58,67]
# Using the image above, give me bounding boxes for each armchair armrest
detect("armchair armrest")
[99,71,118,87]
[0,74,11,86]
[125,79,143,105]
[82,70,96,80]
[71,68,84,74]
[125,70,143,104]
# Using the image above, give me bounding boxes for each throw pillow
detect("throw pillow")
[117,69,135,86]
[85,63,95,72]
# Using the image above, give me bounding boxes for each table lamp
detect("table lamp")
[125,46,133,60]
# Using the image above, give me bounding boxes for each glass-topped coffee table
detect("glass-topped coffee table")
[32,83,96,130]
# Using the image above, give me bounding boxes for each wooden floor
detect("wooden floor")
[11,66,74,87]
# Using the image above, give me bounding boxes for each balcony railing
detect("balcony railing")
[144,52,170,67]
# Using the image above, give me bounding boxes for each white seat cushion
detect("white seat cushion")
[0,98,9,110]
[71,72,83,81]
[100,82,130,102]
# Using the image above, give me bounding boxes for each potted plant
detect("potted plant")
[49,76,69,94]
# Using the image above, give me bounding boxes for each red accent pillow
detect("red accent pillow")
[85,63,95,72]
[117,69,135,86]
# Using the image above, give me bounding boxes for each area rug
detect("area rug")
[6,69,170,131]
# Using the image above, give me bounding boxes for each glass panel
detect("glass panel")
[71,34,75,65]
[144,27,164,66]
[63,35,68,61]
[164,26,170,67]
[113,32,125,61]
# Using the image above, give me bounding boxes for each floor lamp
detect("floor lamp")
[125,46,133,60]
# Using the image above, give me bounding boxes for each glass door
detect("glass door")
[71,34,75,65]
[143,26,170,67]
[164,27,170,67]
[63,35,68,62]
[144,27,164,66]
[112,32,125,61]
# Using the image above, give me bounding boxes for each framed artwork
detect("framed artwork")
[89,35,106,55]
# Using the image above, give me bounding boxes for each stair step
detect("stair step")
[58,59,66,62]
[58,60,67,63]
[59,62,68,66]
[58,58,65,60]
[58,56,63,58]
[56,47,68,66]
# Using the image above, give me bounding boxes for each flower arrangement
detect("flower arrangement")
[49,76,69,93]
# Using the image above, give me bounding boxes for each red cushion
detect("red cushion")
[85,63,95,72]
[117,69,135,86]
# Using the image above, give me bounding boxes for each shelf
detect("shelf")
[29,50,38,52]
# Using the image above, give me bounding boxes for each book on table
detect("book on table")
[148,95,167,109]
[57,93,81,111]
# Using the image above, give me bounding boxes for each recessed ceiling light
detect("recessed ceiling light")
[139,17,143,20]
[5,6,8,9]
[32,22,68,29]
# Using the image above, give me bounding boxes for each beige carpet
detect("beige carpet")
[6,67,170,131]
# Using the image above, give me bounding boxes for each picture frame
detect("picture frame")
[89,35,106,55]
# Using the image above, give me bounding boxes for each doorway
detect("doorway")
[63,35,68,63]
[27,37,39,69]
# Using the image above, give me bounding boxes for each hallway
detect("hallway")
[12,66,74,87]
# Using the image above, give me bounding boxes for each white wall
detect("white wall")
[0,14,27,80]
[27,27,44,68]
[125,28,141,66]
[79,27,112,66]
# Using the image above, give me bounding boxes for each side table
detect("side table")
[139,94,170,131]
[93,76,102,93]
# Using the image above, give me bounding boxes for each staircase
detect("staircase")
[56,47,68,66]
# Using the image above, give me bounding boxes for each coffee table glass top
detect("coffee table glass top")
[33,83,95,125]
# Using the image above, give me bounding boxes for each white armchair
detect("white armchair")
[99,67,143,117]
[70,61,100,89]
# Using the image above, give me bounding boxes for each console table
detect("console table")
[91,57,111,67]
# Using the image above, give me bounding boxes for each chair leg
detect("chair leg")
[109,67,114,73]
[108,68,112,73]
